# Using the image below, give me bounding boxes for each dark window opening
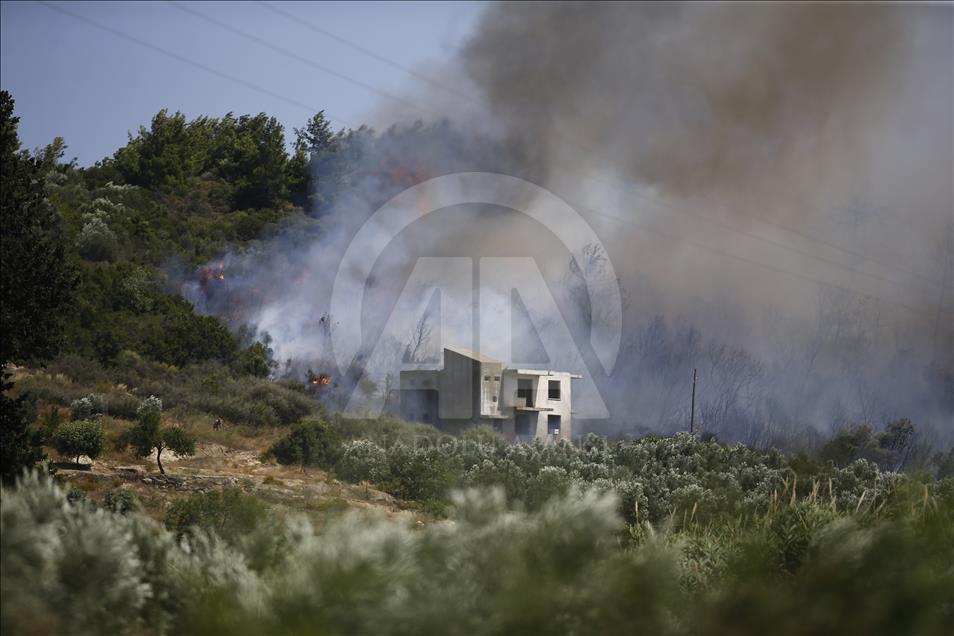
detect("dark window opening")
[484,375,490,381]
[548,380,561,400]
[517,379,534,406]
[548,414,561,435]
[493,376,500,381]
[516,413,533,437]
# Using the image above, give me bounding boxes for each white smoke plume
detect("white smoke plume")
[184,3,953,447]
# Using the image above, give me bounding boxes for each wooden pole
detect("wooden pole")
[690,368,697,434]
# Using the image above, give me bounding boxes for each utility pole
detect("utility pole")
[689,368,697,434]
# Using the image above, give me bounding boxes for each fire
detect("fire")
[217,273,225,281]
[309,372,331,386]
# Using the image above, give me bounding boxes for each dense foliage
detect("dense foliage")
[267,418,341,470]
[2,469,951,636]
[0,373,44,484]
[50,419,105,465]
[15,352,317,428]
[318,424,937,523]
[0,91,77,365]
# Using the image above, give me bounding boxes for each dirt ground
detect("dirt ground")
[54,438,419,528]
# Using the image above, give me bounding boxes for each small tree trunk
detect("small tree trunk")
[156,446,165,475]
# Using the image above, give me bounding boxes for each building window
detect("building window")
[548,414,561,435]
[493,376,500,381]
[484,375,490,381]
[492,395,498,402]
[516,413,533,437]
[548,380,561,400]
[517,379,533,406]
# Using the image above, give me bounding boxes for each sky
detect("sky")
[0,1,485,165]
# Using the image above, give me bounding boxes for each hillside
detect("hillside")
[2,87,954,636]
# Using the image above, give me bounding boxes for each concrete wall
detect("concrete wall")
[401,350,575,441]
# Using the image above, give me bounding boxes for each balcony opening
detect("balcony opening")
[548,414,561,435]
[517,378,534,406]
[548,379,561,400]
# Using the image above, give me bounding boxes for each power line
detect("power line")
[38,1,358,128]
[39,0,947,307]
[260,0,945,293]
[167,1,441,120]
[256,0,479,104]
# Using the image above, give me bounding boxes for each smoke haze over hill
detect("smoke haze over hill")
[186,3,953,446]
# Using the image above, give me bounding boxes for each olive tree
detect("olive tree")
[125,396,195,474]
[51,420,105,465]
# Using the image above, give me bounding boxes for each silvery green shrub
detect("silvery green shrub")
[336,439,389,483]
[137,395,162,423]
[70,393,106,421]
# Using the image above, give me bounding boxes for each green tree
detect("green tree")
[268,419,341,470]
[51,420,105,465]
[0,90,76,364]
[227,113,289,209]
[233,341,272,378]
[125,396,195,474]
[0,373,44,484]
[293,111,336,153]
[113,109,196,193]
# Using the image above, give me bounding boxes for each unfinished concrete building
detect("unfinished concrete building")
[400,346,580,442]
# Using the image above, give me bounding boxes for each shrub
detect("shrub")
[76,210,119,261]
[382,444,454,506]
[103,488,137,514]
[103,390,140,420]
[335,439,389,483]
[3,469,953,636]
[70,393,106,420]
[51,420,105,464]
[136,395,162,423]
[269,419,341,469]
[165,487,267,544]
[232,342,272,378]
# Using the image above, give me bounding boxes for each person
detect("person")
[213,418,222,431]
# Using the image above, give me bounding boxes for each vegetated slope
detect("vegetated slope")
[3,452,952,636]
[5,337,954,636]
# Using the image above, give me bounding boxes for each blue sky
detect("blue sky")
[1,1,485,165]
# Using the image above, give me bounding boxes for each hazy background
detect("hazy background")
[4,2,952,445]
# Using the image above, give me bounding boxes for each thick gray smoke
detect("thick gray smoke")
[186,3,953,448]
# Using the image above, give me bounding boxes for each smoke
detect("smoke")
[184,3,953,446]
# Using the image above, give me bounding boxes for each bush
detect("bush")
[381,444,454,506]
[269,419,341,469]
[51,420,105,464]
[103,488,137,514]
[70,393,106,421]
[136,395,162,424]
[165,487,267,544]
[335,439,389,483]
[9,472,953,636]
[76,210,119,262]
